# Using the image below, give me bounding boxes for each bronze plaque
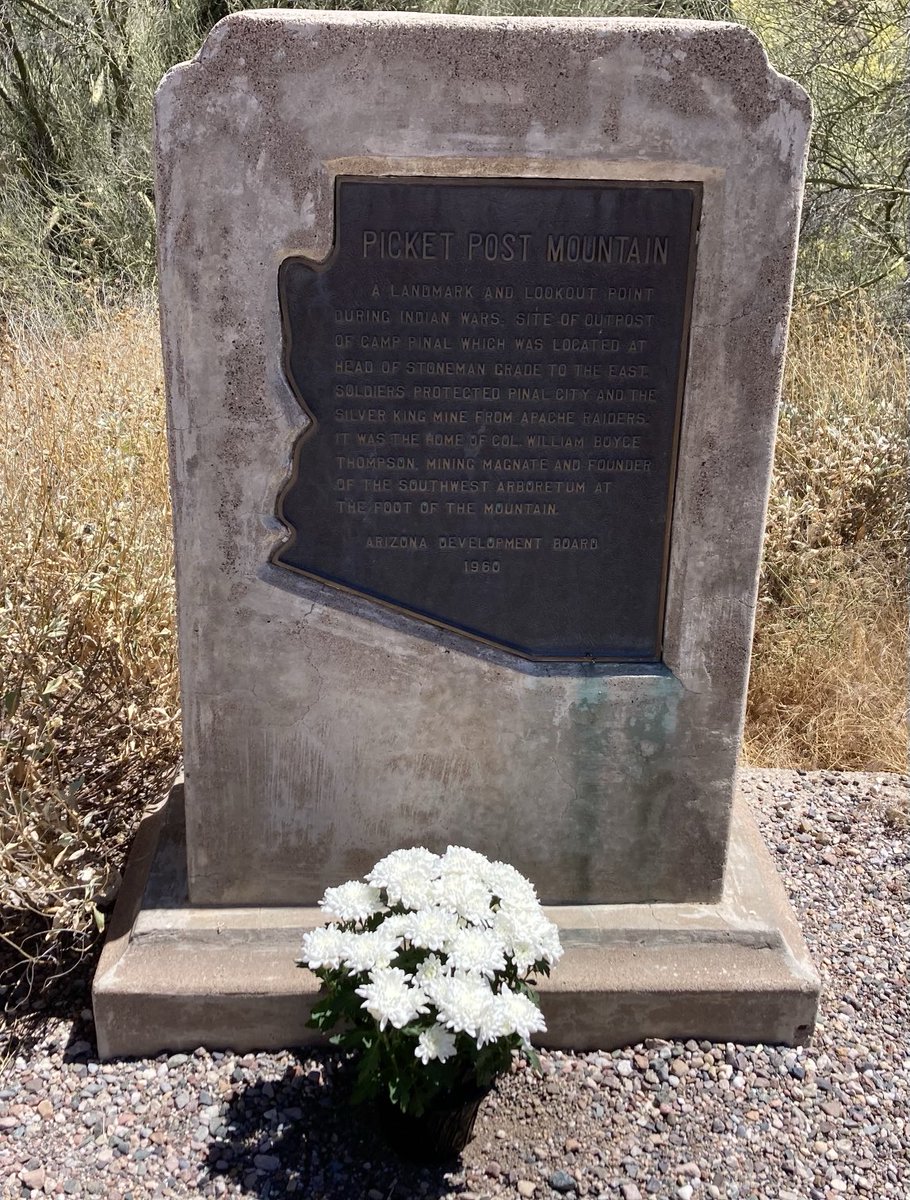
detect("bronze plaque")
[274,177,700,661]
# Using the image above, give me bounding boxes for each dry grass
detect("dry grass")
[0,297,906,1014]
[0,303,178,1013]
[746,299,908,770]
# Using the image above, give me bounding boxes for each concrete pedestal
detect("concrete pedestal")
[93,779,819,1059]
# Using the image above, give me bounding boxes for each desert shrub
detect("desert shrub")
[1,0,905,307]
[0,303,178,1010]
[738,0,908,302]
[0,0,200,311]
[747,299,908,769]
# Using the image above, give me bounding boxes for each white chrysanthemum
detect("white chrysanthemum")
[368,847,440,889]
[442,845,491,874]
[355,968,429,1031]
[379,912,412,938]
[510,938,543,974]
[383,846,442,874]
[532,919,563,966]
[299,925,352,970]
[426,973,496,1041]
[405,906,460,952]
[398,875,440,911]
[341,927,401,975]
[414,953,451,985]
[493,906,563,971]
[485,860,539,908]
[415,1023,458,1064]
[474,999,509,1045]
[319,880,384,923]
[447,926,507,979]
[439,870,494,926]
[491,987,547,1043]
[368,848,441,910]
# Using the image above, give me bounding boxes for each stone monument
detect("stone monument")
[94,10,819,1056]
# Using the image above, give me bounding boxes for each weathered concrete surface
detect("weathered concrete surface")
[93,779,819,1058]
[155,13,810,906]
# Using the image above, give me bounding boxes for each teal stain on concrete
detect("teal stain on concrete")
[559,667,684,901]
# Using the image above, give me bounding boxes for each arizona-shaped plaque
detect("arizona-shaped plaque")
[274,177,700,661]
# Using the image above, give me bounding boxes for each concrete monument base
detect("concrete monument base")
[93,779,819,1059]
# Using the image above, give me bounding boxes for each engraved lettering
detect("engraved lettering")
[406,360,486,376]
[363,230,455,260]
[440,535,543,551]
[335,308,391,324]
[467,232,533,261]
[546,234,668,264]
[552,537,599,550]
[483,501,559,516]
[276,177,699,660]
[366,535,429,549]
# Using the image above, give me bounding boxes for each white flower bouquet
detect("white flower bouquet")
[299,845,562,1124]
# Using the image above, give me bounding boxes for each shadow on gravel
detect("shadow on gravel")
[1,977,98,1070]
[203,1053,460,1198]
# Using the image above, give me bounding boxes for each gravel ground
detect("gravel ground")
[1,769,908,1200]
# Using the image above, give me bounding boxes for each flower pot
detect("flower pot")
[378,1082,491,1163]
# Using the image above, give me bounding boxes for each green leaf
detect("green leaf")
[351,1038,382,1105]
[524,1045,542,1073]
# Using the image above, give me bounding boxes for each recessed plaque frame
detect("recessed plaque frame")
[273,175,701,662]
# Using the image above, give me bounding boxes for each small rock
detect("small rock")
[517,1183,537,1198]
[547,1169,577,1194]
[621,1186,642,1200]
[564,1137,582,1153]
[677,1187,694,1200]
[20,1167,46,1190]
[36,1099,54,1118]
[670,1060,688,1078]
[166,1053,189,1067]
[616,1060,634,1078]
[254,1153,281,1172]
[821,1100,843,1118]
